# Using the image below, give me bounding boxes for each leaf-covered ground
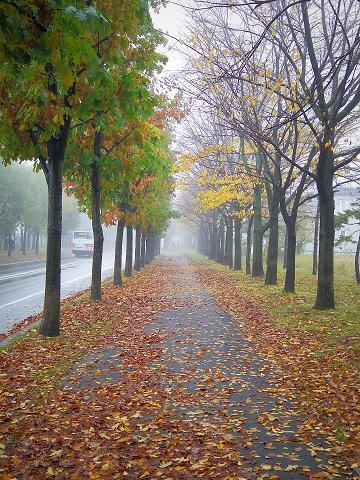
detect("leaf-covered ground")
[191,256,360,471]
[0,255,358,479]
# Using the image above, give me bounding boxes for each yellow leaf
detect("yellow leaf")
[46,467,56,477]
[50,449,63,458]
[139,472,150,479]
[284,465,298,471]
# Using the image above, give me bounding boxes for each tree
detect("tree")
[175,0,360,302]
[0,164,26,255]
[1,0,168,334]
[65,4,166,298]
[0,1,110,335]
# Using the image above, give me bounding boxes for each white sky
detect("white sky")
[151,3,187,74]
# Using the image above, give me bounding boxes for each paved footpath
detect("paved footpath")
[6,256,353,479]
[60,256,352,479]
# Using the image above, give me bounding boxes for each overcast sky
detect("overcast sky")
[151,3,187,74]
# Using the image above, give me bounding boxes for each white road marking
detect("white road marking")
[0,261,88,282]
[0,258,44,267]
[0,291,44,310]
[0,268,45,281]
[0,266,113,310]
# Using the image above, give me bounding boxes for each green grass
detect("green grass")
[273,255,360,348]
[0,324,39,351]
[196,253,360,355]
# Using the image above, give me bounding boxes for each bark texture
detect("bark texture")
[140,234,146,267]
[125,226,133,277]
[40,132,69,336]
[233,218,242,270]
[246,216,253,275]
[312,201,320,275]
[90,130,104,301]
[113,218,125,286]
[284,221,296,293]
[225,219,233,268]
[252,184,264,277]
[265,189,279,285]
[314,147,335,309]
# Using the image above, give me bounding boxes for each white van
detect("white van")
[72,231,94,256]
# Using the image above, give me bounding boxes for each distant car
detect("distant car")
[72,231,94,257]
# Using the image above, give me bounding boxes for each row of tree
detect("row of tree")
[0,1,177,336]
[174,0,360,306]
[0,164,81,255]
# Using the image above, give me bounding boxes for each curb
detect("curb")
[0,320,40,349]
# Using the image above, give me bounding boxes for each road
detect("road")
[0,253,115,334]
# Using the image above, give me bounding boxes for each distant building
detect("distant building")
[302,188,359,254]
[334,187,359,253]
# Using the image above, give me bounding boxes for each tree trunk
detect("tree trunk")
[145,235,151,264]
[283,227,288,269]
[225,219,233,268]
[246,216,253,275]
[355,231,360,284]
[27,230,31,251]
[40,131,69,337]
[35,231,40,254]
[113,217,125,286]
[209,221,216,260]
[312,201,319,275]
[20,226,23,252]
[90,130,104,301]
[198,229,205,256]
[284,220,296,293]
[7,232,12,256]
[125,226,133,276]
[32,232,36,250]
[265,191,279,285]
[140,234,146,267]
[147,233,155,262]
[252,184,264,277]
[234,217,242,270]
[217,220,225,263]
[134,225,141,271]
[22,226,27,255]
[314,148,335,309]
